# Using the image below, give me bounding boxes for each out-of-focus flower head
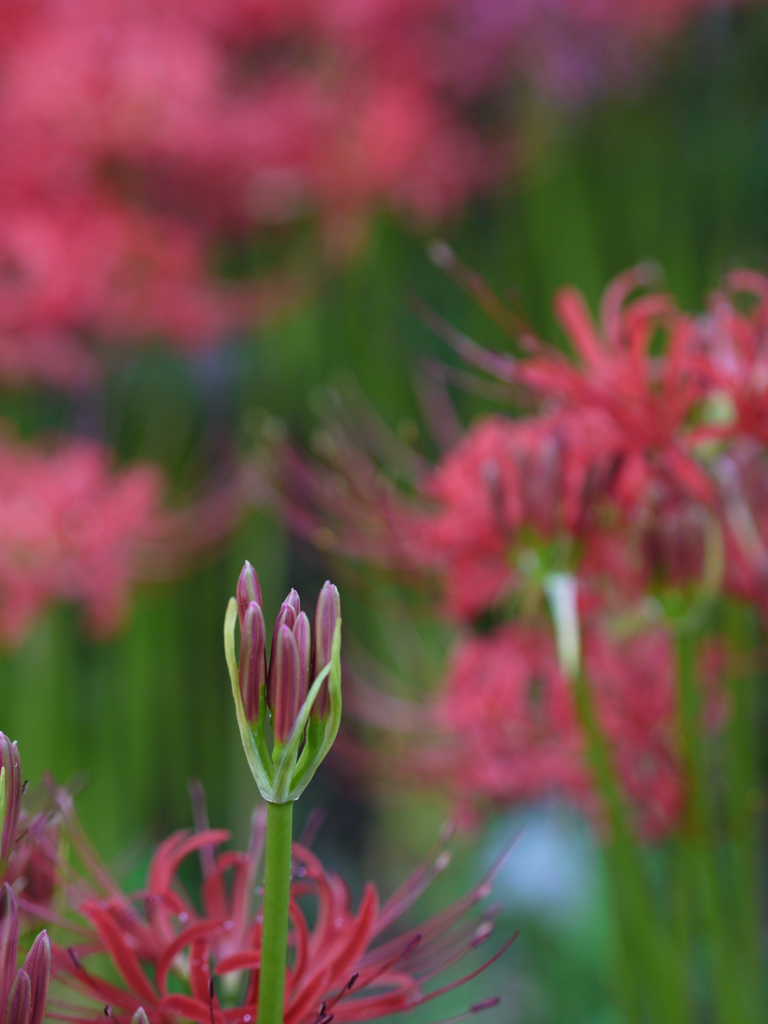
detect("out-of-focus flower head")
[224,562,343,803]
[355,624,692,840]
[414,410,647,620]
[509,265,713,507]
[0,432,163,641]
[55,800,513,1024]
[0,424,261,644]
[273,264,735,621]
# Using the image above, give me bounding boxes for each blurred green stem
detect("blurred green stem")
[675,625,758,1024]
[257,800,293,1024]
[573,668,691,1023]
[722,604,766,1021]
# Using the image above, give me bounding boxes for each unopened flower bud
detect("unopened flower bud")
[293,611,312,699]
[236,561,263,627]
[269,625,301,744]
[0,883,19,1000]
[312,582,341,719]
[131,1011,150,1024]
[240,601,266,724]
[22,930,51,1024]
[0,734,21,873]
[7,968,31,1024]
[268,593,300,699]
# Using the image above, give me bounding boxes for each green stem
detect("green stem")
[574,669,691,1023]
[676,627,757,1024]
[721,603,766,1021]
[257,800,293,1024]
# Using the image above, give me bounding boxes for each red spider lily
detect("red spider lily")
[53,814,514,1024]
[0,1,739,385]
[385,625,691,840]
[274,266,757,624]
[0,426,259,643]
[0,433,162,642]
[512,267,714,507]
[415,410,646,619]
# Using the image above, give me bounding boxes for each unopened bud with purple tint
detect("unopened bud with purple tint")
[239,601,266,724]
[224,564,342,804]
[312,581,340,720]
[0,735,21,875]
[0,883,51,1024]
[236,560,263,626]
[269,625,301,744]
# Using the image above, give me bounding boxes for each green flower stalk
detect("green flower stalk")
[224,563,341,1024]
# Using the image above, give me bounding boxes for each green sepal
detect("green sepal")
[224,598,274,798]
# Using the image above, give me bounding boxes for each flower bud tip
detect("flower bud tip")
[237,561,262,626]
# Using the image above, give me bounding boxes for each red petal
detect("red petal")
[148,830,230,894]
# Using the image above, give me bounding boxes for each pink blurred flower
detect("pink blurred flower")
[416,410,642,619]
[0,0,741,384]
[513,267,714,507]
[429,625,687,839]
[0,431,163,641]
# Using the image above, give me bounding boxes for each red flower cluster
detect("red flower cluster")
[432,626,685,839]
[0,434,163,641]
[285,265,768,617]
[0,0,739,386]
[0,0,742,641]
[277,263,768,836]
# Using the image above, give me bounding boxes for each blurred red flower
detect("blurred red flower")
[0,433,163,640]
[428,625,687,839]
[0,0,740,385]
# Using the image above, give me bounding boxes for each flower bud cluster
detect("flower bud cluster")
[225,562,342,803]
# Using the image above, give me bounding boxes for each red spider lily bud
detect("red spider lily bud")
[131,1011,149,1024]
[0,735,21,874]
[239,601,266,724]
[293,611,312,697]
[6,970,30,1024]
[283,588,301,618]
[236,561,263,626]
[0,884,19,1003]
[312,582,340,719]
[17,930,51,1024]
[269,624,301,744]
[268,592,300,696]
